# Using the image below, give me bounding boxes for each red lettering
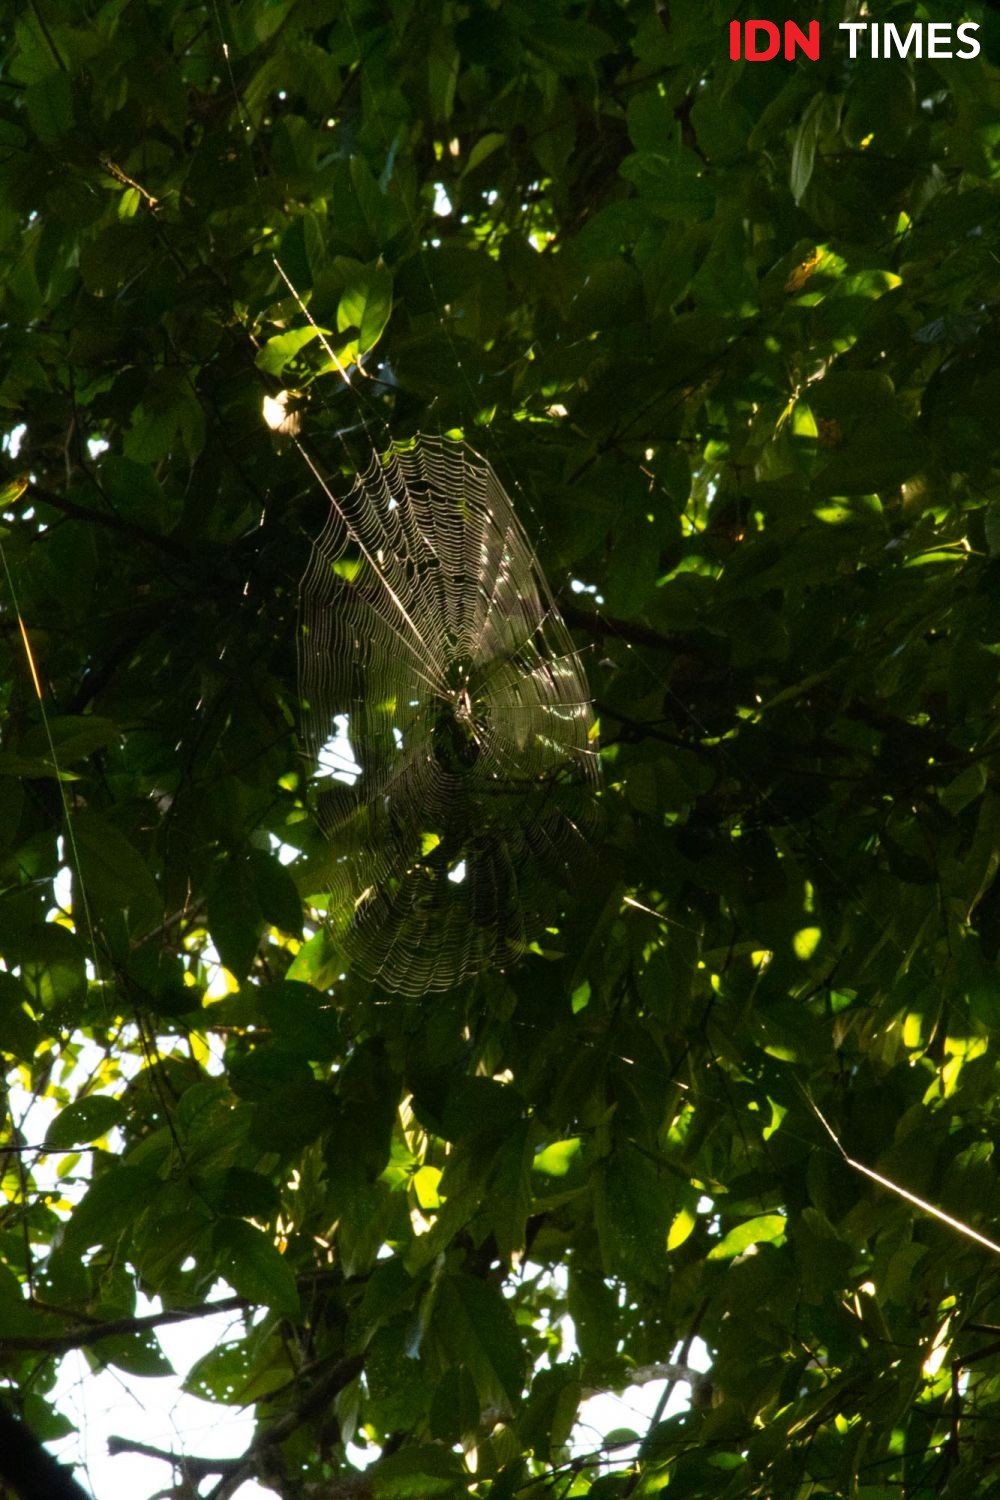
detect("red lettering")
[730,19,822,61]
[784,20,820,60]
[744,20,781,61]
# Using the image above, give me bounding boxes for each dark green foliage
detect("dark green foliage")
[2,1,1000,1497]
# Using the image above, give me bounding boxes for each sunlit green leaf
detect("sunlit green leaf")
[708,1214,787,1262]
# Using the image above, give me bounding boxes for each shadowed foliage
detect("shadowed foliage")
[2,1,1000,1497]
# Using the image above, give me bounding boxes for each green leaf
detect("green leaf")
[20,716,120,763]
[258,981,340,1059]
[93,1331,173,1377]
[131,1209,212,1291]
[667,1204,697,1251]
[123,371,205,462]
[211,1217,300,1316]
[184,1338,293,1405]
[196,1167,280,1220]
[619,150,714,219]
[441,1076,523,1141]
[490,1120,533,1263]
[429,1366,480,1445]
[337,260,393,355]
[65,1166,160,1253]
[524,20,614,70]
[533,1138,582,1177]
[431,1273,525,1412]
[252,1078,335,1153]
[940,763,988,817]
[790,94,828,204]
[250,848,303,936]
[0,971,39,1063]
[708,1214,787,1262]
[79,224,153,298]
[10,17,64,83]
[207,858,263,982]
[19,1396,74,1444]
[464,132,506,175]
[100,457,176,534]
[567,1268,619,1363]
[0,1263,33,1336]
[25,73,72,142]
[595,1148,674,1282]
[0,753,79,780]
[255,326,324,376]
[72,811,160,935]
[46,1095,124,1148]
[284,928,342,990]
[521,1364,582,1462]
[627,90,677,155]
[373,1446,467,1498]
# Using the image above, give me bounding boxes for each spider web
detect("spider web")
[298,433,600,995]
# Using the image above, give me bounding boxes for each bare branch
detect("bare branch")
[1,1269,352,1356]
[582,1361,711,1400]
[0,1294,248,1353]
[107,1434,230,1479]
[105,1355,366,1500]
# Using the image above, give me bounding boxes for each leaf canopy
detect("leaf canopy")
[2,2,1000,1498]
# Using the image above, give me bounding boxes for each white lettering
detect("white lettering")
[957,21,981,59]
[926,22,952,58]
[839,22,865,58]
[884,22,922,59]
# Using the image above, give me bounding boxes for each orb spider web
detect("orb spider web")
[298,433,600,995]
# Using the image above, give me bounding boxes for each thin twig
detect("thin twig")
[98,155,160,208]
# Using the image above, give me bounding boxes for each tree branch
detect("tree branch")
[0,1395,91,1500]
[23,480,190,560]
[558,596,693,654]
[207,1355,365,1500]
[0,1294,249,1353]
[581,1361,711,1401]
[1,1271,354,1356]
[105,1355,365,1499]
[107,1433,226,1478]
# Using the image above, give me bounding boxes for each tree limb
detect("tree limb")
[1,1270,354,1355]
[558,596,693,654]
[105,1355,365,1500]
[107,1434,230,1480]
[0,1295,250,1353]
[0,1395,91,1500]
[23,480,190,560]
[581,1361,711,1401]
[205,1354,365,1500]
